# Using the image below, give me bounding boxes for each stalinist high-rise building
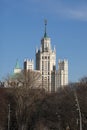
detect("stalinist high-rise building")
[36,20,68,92]
[13,20,68,92]
[36,20,56,92]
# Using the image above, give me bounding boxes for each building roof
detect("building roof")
[15,60,21,69]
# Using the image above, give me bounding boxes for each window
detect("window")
[45,56,47,59]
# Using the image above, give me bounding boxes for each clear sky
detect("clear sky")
[0,0,87,82]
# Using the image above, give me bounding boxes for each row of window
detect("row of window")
[42,76,50,80]
[42,61,50,71]
[42,72,50,75]
[42,56,50,59]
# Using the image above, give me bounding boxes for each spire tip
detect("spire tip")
[44,19,47,38]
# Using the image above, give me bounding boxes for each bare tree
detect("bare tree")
[6,70,43,130]
[0,88,8,130]
[80,76,87,84]
[5,70,42,89]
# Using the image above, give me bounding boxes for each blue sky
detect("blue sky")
[0,0,87,82]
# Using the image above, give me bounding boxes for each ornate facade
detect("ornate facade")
[36,21,68,92]
[14,21,68,92]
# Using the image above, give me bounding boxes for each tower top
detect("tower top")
[44,19,48,38]
[15,59,20,69]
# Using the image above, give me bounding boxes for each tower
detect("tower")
[24,59,34,71]
[13,60,21,74]
[56,59,68,89]
[36,20,56,92]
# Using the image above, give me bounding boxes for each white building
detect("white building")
[56,60,68,90]
[36,21,56,92]
[23,59,42,88]
[24,59,34,70]
[36,21,68,92]
[13,21,68,92]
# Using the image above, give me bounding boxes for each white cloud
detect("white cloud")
[2,0,87,21]
[34,0,87,21]
[58,6,87,21]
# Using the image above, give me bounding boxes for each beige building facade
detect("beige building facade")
[14,21,68,92]
[36,21,68,92]
[55,60,68,90]
[36,37,56,91]
[24,59,34,71]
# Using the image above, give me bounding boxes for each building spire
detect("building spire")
[44,19,47,38]
[15,59,20,69]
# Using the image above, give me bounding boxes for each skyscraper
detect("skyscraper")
[13,21,68,92]
[36,20,68,92]
[36,20,56,92]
